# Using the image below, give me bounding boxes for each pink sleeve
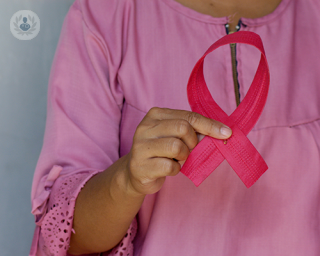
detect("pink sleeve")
[29,1,136,255]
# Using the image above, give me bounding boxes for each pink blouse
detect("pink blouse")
[30,0,320,255]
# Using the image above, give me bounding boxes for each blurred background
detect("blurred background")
[0,1,74,255]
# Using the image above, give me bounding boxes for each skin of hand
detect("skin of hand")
[124,107,232,196]
[68,107,232,255]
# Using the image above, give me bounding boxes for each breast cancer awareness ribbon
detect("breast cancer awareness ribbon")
[180,31,270,188]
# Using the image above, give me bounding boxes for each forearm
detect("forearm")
[68,154,145,255]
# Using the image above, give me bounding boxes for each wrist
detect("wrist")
[110,154,146,201]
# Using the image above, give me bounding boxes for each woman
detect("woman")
[30,0,320,255]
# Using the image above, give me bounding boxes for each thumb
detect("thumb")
[207,120,232,139]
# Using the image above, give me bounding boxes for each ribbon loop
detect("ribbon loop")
[180,31,270,188]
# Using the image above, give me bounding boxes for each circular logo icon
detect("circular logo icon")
[10,10,40,40]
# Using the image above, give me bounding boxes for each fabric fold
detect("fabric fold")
[31,165,63,225]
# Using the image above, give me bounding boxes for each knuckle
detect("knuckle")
[128,156,150,184]
[162,159,180,176]
[136,176,152,187]
[148,107,161,117]
[168,138,183,157]
[135,119,156,137]
[176,120,190,136]
[186,111,201,126]
[161,158,175,173]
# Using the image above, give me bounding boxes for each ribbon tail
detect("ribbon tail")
[228,140,268,188]
[215,125,268,188]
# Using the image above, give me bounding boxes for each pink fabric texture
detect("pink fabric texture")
[30,0,320,255]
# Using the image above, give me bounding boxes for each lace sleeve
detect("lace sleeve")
[40,172,95,255]
[35,170,137,256]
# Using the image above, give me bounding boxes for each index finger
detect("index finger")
[147,107,232,139]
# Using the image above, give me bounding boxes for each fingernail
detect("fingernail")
[220,126,232,137]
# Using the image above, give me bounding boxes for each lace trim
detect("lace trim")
[39,171,137,256]
[40,172,92,255]
[107,218,137,256]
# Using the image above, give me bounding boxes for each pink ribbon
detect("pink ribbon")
[181,31,270,188]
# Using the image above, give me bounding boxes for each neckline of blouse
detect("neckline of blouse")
[160,0,292,26]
